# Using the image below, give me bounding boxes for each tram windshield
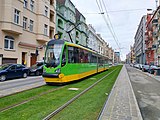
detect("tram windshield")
[45,44,63,67]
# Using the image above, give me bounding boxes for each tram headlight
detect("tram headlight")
[55,68,61,73]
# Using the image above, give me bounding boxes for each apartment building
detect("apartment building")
[87,24,99,52]
[134,15,146,64]
[56,0,88,46]
[108,47,114,63]
[0,0,56,66]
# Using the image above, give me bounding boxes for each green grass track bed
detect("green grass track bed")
[0,65,122,120]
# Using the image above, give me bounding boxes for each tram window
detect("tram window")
[68,46,74,63]
[91,54,97,63]
[88,52,92,63]
[73,47,79,63]
[105,59,108,64]
[79,49,84,63]
[84,50,88,63]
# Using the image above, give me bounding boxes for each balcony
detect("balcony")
[148,31,153,40]
[1,22,22,35]
[152,44,157,49]
[18,42,37,49]
[152,18,158,25]
[158,24,160,32]
[145,35,149,40]
[158,39,160,44]
[158,10,160,17]
[36,34,49,42]
[50,21,55,28]
[50,0,55,11]
[148,44,152,49]
[152,31,158,38]
[50,5,55,11]
[145,31,148,35]
[145,48,148,51]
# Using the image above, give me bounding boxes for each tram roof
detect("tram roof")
[47,39,109,59]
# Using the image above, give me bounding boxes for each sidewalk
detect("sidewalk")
[98,65,142,120]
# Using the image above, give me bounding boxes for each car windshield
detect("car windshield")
[0,64,10,70]
[30,64,38,69]
[45,44,63,67]
[31,62,43,69]
[143,65,149,67]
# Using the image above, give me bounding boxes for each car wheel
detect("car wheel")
[0,75,6,81]
[35,71,40,76]
[23,73,27,78]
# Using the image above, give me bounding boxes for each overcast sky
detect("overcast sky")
[71,0,156,61]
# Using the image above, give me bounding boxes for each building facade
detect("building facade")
[56,0,88,46]
[87,24,99,52]
[145,12,154,65]
[134,15,146,64]
[0,0,56,66]
[108,47,114,64]
[75,8,88,46]
[151,7,160,66]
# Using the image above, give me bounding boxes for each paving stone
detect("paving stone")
[98,65,143,120]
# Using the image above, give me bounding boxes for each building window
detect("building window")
[45,6,48,17]
[24,0,28,8]
[50,12,54,22]
[30,0,34,11]
[14,9,20,24]
[44,24,48,35]
[50,0,54,5]
[58,19,63,29]
[23,17,27,29]
[4,36,14,50]
[29,20,34,32]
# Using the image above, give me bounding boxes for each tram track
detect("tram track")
[0,66,122,120]
[43,68,118,120]
[0,86,65,112]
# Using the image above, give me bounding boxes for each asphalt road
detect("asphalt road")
[126,65,160,120]
[0,76,45,97]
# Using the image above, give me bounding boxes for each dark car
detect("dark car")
[28,61,44,76]
[0,63,29,81]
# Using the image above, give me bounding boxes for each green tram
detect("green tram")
[42,39,109,84]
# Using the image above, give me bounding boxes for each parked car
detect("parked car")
[142,65,150,72]
[133,64,139,68]
[28,61,44,76]
[0,63,29,81]
[148,65,158,74]
[138,64,143,70]
[130,63,133,67]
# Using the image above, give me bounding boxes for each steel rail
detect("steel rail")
[0,86,65,112]
[43,68,118,120]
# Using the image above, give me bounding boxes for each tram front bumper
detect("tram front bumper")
[42,73,64,78]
